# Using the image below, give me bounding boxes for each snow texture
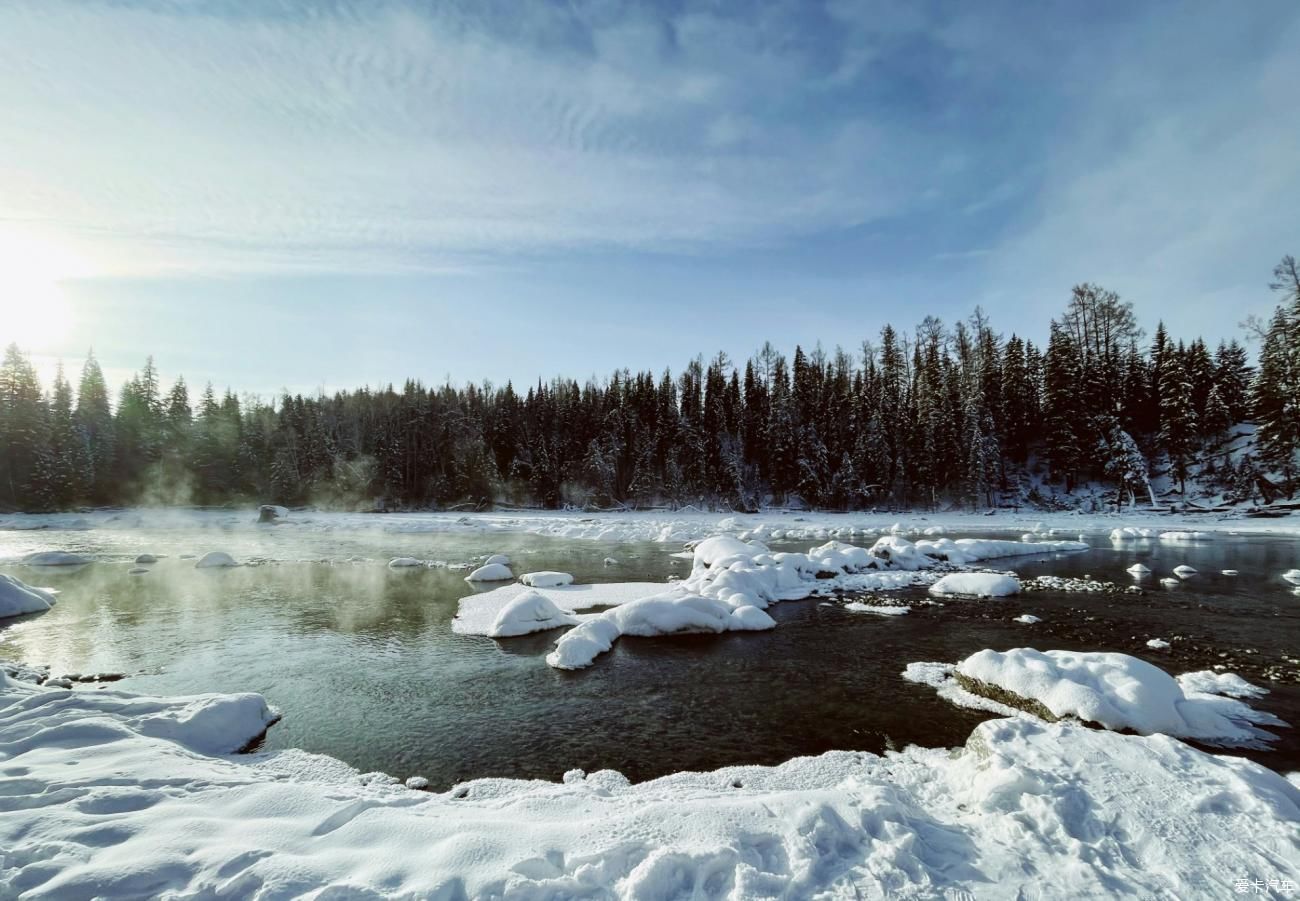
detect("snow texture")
[0,574,58,619]
[930,573,1021,597]
[488,589,579,638]
[956,649,1288,746]
[2,674,1295,900]
[519,571,574,588]
[465,562,514,582]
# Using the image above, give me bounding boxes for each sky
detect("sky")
[1,0,1298,400]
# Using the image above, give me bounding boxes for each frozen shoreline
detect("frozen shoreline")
[1,671,1297,899]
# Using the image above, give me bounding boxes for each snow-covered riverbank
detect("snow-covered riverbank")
[1,671,1297,899]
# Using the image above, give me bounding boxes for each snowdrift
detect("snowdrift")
[0,675,1295,899]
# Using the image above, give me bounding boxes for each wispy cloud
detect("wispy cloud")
[0,0,961,277]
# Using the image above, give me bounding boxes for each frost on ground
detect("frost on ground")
[0,574,58,619]
[1,674,1296,901]
[911,649,1288,748]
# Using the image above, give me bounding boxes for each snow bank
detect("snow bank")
[465,562,513,582]
[4,676,1295,900]
[488,590,579,637]
[519,571,574,588]
[955,649,1287,746]
[194,551,238,568]
[22,550,91,566]
[0,574,58,619]
[930,573,1020,597]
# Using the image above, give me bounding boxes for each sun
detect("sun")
[0,229,81,349]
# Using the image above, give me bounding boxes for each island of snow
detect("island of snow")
[929,572,1020,597]
[919,648,1287,747]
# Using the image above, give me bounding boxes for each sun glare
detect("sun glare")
[0,229,81,349]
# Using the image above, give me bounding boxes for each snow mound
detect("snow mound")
[489,589,579,638]
[465,563,513,582]
[135,553,158,564]
[955,649,1287,745]
[1282,569,1300,586]
[2,675,1298,900]
[1110,527,1157,540]
[22,551,91,566]
[484,553,510,566]
[930,573,1020,597]
[1126,563,1151,575]
[547,591,776,669]
[1222,569,1239,576]
[1146,638,1170,649]
[195,551,238,568]
[0,574,58,619]
[453,582,666,636]
[1160,531,1212,542]
[844,602,910,616]
[1013,614,1041,624]
[1160,577,1180,588]
[257,504,289,523]
[387,557,423,568]
[1173,565,1197,578]
[519,571,574,588]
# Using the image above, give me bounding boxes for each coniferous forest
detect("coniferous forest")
[2,257,1298,514]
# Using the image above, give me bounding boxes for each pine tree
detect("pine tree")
[0,344,49,509]
[1042,323,1083,491]
[1159,345,1197,497]
[41,362,88,508]
[74,350,116,504]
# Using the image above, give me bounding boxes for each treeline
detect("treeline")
[1,257,1298,513]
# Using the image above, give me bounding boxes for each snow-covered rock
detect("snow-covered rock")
[1222,569,1239,576]
[0,574,58,619]
[1126,563,1151,575]
[135,553,158,564]
[929,573,1020,597]
[1160,577,1180,588]
[1282,569,1300,586]
[1110,527,1157,541]
[519,571,574,588]
[1146,638,1171,649]
[954,648,1286,745]
[194,551,238,569]
[465,563,513,582]
[387,557,423,568]
[453,582,667,636]
[603,557,618,566]
[1013,614,1041,624]
[257,504,289,523]
[1173,565,1197,578]
[22,551,91,566]
[488,590,579,638]
[484,554,510,567]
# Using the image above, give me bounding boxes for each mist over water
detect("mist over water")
[2,515,1297,788]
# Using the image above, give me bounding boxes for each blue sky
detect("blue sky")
[1,0,1298,398]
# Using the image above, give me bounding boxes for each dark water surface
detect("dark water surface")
[2,528,1297,786]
